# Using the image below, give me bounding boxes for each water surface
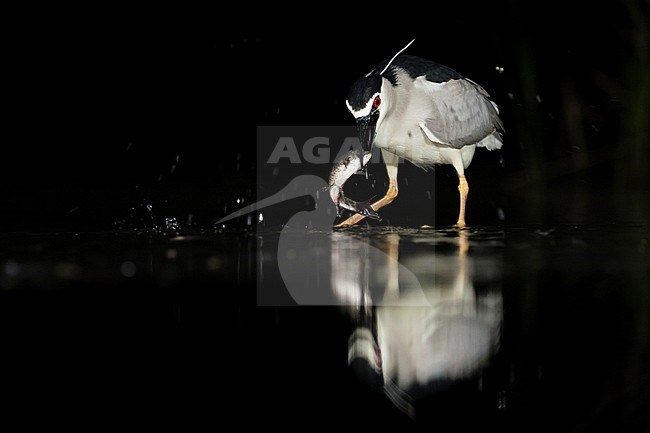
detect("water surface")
[0,225,647,429]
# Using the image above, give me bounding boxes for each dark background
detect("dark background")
[4,2,648,232]
[1,3,649,429]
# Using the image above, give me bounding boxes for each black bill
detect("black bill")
[356,111,379,156]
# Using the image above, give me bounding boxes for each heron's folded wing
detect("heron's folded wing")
[415,77,503,149]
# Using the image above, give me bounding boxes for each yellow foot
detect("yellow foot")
[455,220,467,229]
[334,213,365,227]
[332,179,398,229]
[421,224,434,229]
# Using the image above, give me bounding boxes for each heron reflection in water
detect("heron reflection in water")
[332,229,503,418]
[217,175,503,418]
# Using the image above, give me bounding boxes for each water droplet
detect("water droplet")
[535,228,556,236]
[4,260,20,277]
[495,66,504,74]
[404,177,409,186]
[187,213,194,225]
[497,208,505,221]
[536,95,542,103]
[258,213,264,222]
[170,164,176,173]
[175,154,180,162]
[497,391,507,410]
[426,191,432,200]
[236,198,241,204]
[507,92,514,101]
[146,204,153,212]
[499,154,505,168]
[247,214,252,225]
[120,261,137,278]
[165,217,180,231]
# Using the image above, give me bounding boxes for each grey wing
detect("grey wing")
[414,77,503,149]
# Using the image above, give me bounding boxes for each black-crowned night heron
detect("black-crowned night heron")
[339,41,504,228]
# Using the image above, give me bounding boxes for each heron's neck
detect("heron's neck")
[379,81,399,124]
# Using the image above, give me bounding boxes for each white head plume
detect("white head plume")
[379,38,416,76]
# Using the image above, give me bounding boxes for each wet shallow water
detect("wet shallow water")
[1,225,648,429]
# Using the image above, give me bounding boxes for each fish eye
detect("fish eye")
[373,96,381,109]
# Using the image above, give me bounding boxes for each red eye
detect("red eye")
[373,96,381,109]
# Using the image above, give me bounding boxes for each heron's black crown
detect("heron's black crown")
[348,56,466,111]
[346,75,383,111]
[369,55,465,85]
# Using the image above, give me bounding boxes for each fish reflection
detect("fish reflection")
[332,230,503,418]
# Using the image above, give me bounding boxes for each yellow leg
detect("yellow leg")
[456,175,469,228]
[335,180,398,227]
